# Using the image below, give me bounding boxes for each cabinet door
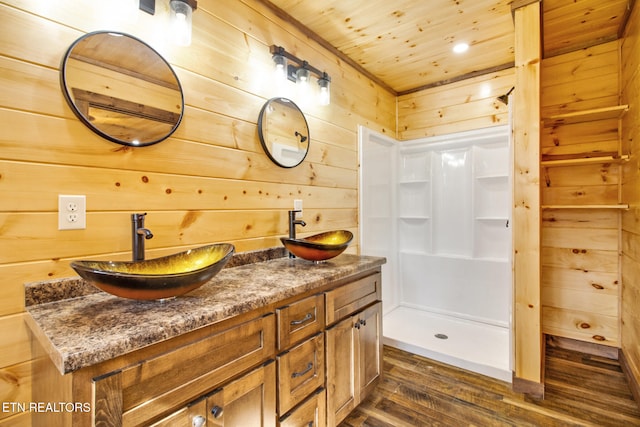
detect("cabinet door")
[357,302,382,399]
[325,315,357,426]
[206,361,276,427]
[326,302,383,426]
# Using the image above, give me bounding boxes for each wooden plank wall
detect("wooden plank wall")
[540,41,622,346]
[0,1,395,425]
[621,1,640,392]
[397,68,514,140]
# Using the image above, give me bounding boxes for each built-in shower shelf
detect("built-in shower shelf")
[475,174,508,180]
[542,105,628,127]
[399,179,430,184]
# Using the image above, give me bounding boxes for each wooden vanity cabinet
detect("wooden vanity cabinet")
[325,273,383,426]
[34,312,276,427]
[31,264,383,427]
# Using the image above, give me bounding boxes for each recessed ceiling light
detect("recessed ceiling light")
[453,42,469,53]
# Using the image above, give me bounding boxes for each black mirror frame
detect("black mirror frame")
[60,31,185,147]
[257,97,310,168]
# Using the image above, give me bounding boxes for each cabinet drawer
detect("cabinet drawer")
[149,397,206,427]
[109,314,275,426]
[280,388,326,427]
[277,294,324,350]
[325,272,381,325]
[277,333,325,415]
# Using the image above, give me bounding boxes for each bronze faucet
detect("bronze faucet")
[132,213,153,261]
[288,210,306,258]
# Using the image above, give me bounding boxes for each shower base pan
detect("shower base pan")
[383,305,511,382]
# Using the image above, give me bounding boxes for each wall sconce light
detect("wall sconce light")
[317,72,331,106]
[139,0,156,14]
[270,45,332,106]
[272,51,287,80]
[170,0,197,46]
[138,0,197,46]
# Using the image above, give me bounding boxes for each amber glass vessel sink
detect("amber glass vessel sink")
[281,230,353,262]
[71,243,235,300]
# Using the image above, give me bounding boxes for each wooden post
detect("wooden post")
[512,0,543,397]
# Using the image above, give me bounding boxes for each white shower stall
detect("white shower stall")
[360,125,512,381]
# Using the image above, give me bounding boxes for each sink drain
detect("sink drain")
[434,333,448,340]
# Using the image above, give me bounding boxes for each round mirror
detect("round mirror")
[60,31,184,146]
[258,98,310,168]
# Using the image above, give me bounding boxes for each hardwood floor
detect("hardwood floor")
[340,345,640,426]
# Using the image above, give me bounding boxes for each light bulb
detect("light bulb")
[318,74,331,106]
[170,0,193,46]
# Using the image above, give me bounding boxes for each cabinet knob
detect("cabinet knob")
[359,319,367,326]
[192,415,206,427]
[211,405,224,418]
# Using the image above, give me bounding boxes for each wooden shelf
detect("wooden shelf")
[542,204,629,210]
[542,105,628,127]
[541,154,629,168]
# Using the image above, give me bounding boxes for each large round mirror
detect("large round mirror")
[60,31,184,146]
[258,98,310,168]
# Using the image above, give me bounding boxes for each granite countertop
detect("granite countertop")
[25,251,385,375]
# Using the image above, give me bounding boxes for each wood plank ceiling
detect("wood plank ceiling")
[259,0,633,95]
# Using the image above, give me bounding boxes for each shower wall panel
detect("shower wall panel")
[397,126,511,327]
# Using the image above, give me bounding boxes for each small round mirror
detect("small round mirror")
[258,98,310,168]
[60,31,184,146]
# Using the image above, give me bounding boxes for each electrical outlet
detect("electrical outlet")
[294,199,303,218]
[58,195,86,230]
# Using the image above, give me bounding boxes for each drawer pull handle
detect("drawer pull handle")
[292,362,314,378]
[211,405,224,418]
[290,313,313,326]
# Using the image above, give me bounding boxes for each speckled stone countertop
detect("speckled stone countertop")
[25,250,385,375]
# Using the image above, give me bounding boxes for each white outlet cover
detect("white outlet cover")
[58,195,86,230]
[294,199,303,218]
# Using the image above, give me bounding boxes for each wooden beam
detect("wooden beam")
[511,0,541,13]
[512,0,543,391]
[396,62,515,96]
